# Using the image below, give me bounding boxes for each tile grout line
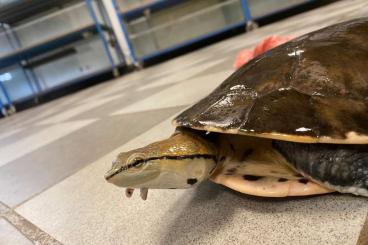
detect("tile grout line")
[0,201,62,244]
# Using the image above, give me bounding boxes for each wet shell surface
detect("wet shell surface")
[174,18,368,144]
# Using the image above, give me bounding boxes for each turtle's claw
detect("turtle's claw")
[125,188,134,198]
[140,188,148,200]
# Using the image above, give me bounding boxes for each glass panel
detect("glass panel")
[0,1,101,57]
[32,37,111,90]
[14,2,93,48]
[0,28,16,56]
[248,0,309,18]
[125,0,244,57]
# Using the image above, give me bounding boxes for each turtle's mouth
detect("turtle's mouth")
[104,169,117,181]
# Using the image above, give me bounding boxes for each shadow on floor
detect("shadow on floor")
[160,180,361,244]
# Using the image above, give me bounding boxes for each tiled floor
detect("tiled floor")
[1,0,368,244]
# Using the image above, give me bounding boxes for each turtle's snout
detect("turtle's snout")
[104,169,114,182]
[105,167,117,182]
[105,158,120,182]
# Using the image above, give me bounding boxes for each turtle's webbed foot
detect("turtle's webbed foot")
[125,188,148,200]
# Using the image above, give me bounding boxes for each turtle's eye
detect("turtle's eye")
[126,153,146,169]
[132,159,144,168]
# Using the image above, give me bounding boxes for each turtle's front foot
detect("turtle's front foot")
[125,188,148,200]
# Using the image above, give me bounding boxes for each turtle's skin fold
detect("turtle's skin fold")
[106,18,368,199]
[174,18,368,143]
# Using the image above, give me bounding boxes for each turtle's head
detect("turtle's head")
[105,129,218,189]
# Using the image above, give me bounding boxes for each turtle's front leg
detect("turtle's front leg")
[140,188,148,200]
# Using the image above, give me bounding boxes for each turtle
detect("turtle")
[105,18,368,200]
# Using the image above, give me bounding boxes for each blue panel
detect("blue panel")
[0,65,33,103]
[0,94,4,109]
[37,66,114,96]
[0,82,11,106]
[240,0,252,21]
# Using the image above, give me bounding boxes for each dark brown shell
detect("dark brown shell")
[174,18,368,143]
